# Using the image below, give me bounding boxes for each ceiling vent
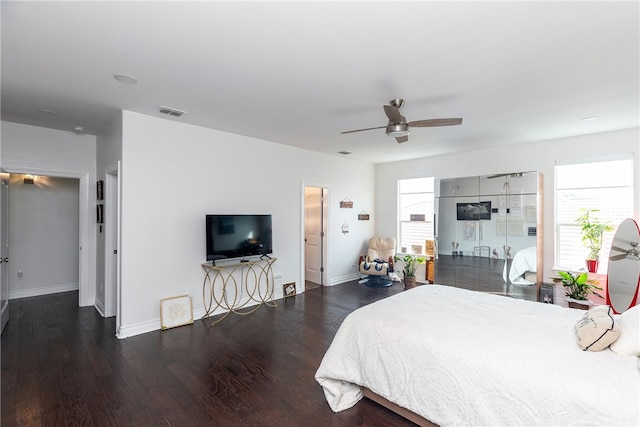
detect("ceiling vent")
[157,106,187,117]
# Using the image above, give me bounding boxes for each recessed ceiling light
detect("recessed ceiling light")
[338,151,352,155]
[74,126,84,133]
[113,74,138,84]
[581,116,599,122]
[37,109,58,117]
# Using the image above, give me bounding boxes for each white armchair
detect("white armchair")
[359,237,396,287]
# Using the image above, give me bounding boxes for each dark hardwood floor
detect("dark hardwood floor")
[2,281,419,426]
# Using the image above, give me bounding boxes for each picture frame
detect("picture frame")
[539,284,555,304]
[160,295,194,330]
[97,180,104,201]
[283,282,297,297]
[339,198,353,208]
[463,221,477,240]
[97,204,103,224]
[456,201,491,220]
[508,218,524,236]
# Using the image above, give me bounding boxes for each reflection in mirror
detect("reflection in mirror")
[607,218,640,313]
[435,172,542,301]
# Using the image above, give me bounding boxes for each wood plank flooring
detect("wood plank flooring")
[1,281,419,426]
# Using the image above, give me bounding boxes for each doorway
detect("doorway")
[304,185,328,290]
[1,167,90,307]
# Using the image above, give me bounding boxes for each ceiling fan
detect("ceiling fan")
[340,99,463,143]
[610,242,640,261]
[486,172,526,179]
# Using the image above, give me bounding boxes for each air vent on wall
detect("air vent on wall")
[157,106,187,117]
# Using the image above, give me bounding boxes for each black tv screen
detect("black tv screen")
[206,214,273,261]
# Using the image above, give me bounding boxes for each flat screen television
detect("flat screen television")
[206,214,273,261]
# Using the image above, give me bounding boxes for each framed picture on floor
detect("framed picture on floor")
[539,284,554,304]
[160,295,194,330]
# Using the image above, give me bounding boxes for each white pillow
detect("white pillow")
[575,305,620,351]
[610,304,640,357]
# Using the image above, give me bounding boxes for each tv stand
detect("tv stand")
[201,258,277,325]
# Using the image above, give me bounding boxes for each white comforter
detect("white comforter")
[315,285,639,426]
[503,246,537,285]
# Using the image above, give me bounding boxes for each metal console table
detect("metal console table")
[201,257,277,325]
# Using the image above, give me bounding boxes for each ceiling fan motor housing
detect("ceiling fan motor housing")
[386,123,409,137]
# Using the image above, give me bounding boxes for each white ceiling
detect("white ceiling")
[2,1,638,164]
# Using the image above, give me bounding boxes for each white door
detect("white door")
[1,173,10,333]
[304,186,323,285]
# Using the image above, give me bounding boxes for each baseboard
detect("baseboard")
[328,272,361,286]
[9,282,79,300]
[116,318,161,339]
[116,295,273,339]
[94,298,106,317]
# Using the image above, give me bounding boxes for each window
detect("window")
[398,177,435,255]
[555,156,634,272]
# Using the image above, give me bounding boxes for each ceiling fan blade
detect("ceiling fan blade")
[409,118,463,127]
[384,105,404,123]
[396,135,409,143]
[340,125,387,134]
[610,245,628,253]
[610,254,627,261]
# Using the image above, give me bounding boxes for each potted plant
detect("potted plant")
[395,254,426,290]
[576,208,614,273]
[550,271,603,309]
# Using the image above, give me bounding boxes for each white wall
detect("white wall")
[8,174,79,298]
[118,111,375,337]
[375,128,640,285]
[1,121,97,306]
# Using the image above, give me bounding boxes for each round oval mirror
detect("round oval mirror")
[607,218,640,313]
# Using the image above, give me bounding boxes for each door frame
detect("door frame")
[104,162,121,323]
[1,171,9,333]
[2,166,92,307]
[301,182,329,289]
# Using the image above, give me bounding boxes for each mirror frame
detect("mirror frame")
[606,218,640,313]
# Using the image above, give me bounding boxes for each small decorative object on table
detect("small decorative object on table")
[550,271,603,310]
[395,254,426,290]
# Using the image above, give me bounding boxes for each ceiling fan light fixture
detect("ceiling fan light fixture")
[386,123,409,137]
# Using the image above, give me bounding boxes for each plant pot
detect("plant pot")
[567,298,591,310]
[586,259,599,273]
[404,276,417,290]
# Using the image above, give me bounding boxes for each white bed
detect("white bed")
[315,285,639,426]
[503,246,537,285]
